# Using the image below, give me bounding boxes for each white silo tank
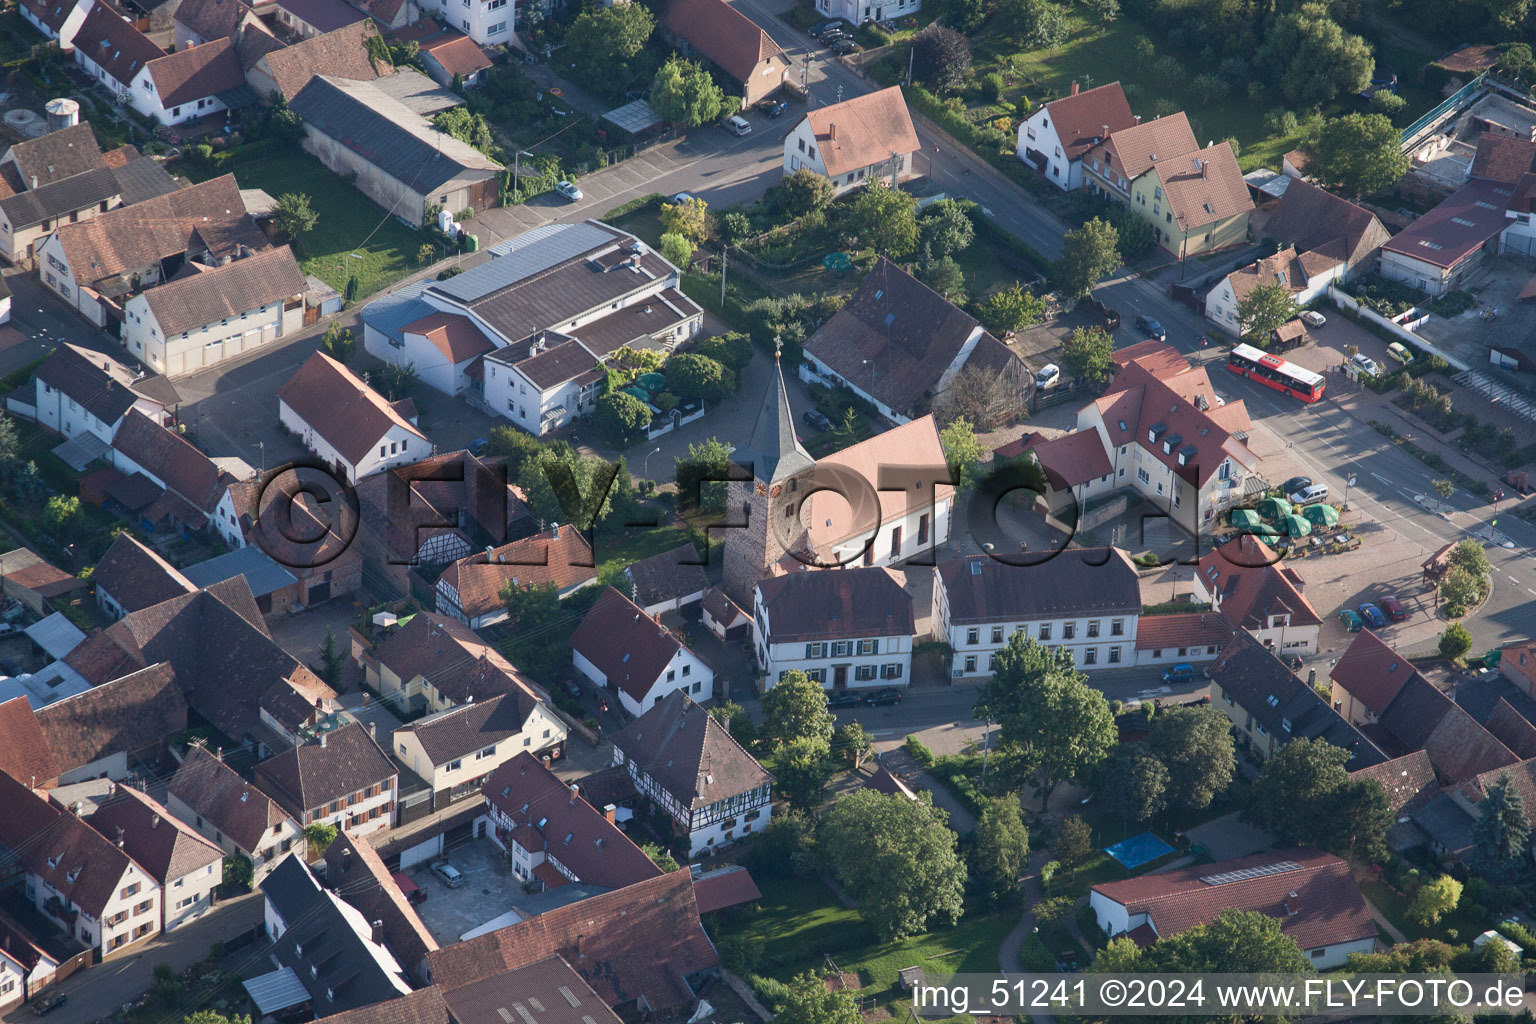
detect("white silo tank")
[45,98,79,132]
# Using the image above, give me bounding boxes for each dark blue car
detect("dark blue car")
[1135,314,1167,342]
[1358,602,1388,629]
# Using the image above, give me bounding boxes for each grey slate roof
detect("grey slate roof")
[183,545,298,598]
[112,157,181,205]
[0,166,121,229]
[938,549,1141,623]
[289,75,500,194]
[743,355,814,486]
[359,280,433,344]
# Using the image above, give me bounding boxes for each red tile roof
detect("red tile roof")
[691,865,761,913]
[1150,142,1253,232]
[800,87,920,178]
[280,352,427,465]
[1484,699,1536,759]
[323,831,439,971]
[402,310,494,364]
[802,416,954,556]
[755,565,914,642]
[168,744,292,853]
[1039,82,1136,163]
[426,868,719,1011]
[1330,628,1416,718]
[1017,429,1112,489]
[255,19,393,101]
[254,722,396,814]
[86,783,222,884]
[367,612,543,705]
[1133,611,1234,652]
[146,35,244,107]
[112,409,235,522]
[1087,111,1196,184]
[570,588,702,703]
[1381,179,1511,270]
[1092,847,1373,952]
[861,764,917,800]
[664,0,785,84]
[438,525,597,620]
[0,695,58,788]
[0,772,141,918]
[1470,132,1536,185]
[36,663,186,775]
[610,691,773,811]
[74,4,166,87]
[1198,536,1322,632]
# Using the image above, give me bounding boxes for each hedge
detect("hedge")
[604,192,666,221]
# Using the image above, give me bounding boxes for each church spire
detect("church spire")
[747,337,815,486]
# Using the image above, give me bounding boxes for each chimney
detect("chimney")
[151,814,161,829]
[71,802,82,816]
[1101,124,1108,139]
[371,919,385,944]
[1070,80,1080,95]
[115,826,125,847]
[569,783,579,804]
[368,722,376,741]
[320,732,328,748]
[603,803,616,824]
[362,692,370,707]
[29,175,36,190]
[1134,114,1142,124]
[1200,159,1208,179]
[577,934,588,956]
[829,122,837,141]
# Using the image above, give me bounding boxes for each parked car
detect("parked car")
[1035,363,1061,389]
[865,687,903,706]
[1282,475,1313,496]
[1339,608,1363,633]
[1358,602,1388,629]
[820,28,851,42]
[1379,595,1407,622]
[1135,314,1167,341]
[1078,296,1121,330]
[722,114,752,136]
[1388,342,1413,364]
[671,192,697,205]
[830,37,859,53]
[827,691,863,709]
[432,862,466,888]
[1350,352,1381,377]
[554,180,583,201]
[810,18,845,35]
[469,436,489,456]
[32,992,66,1017]
[560,679,583,700]
[1282,652,1303,670]
[1289,483,1329,505]
[803,408,833,432]
[1300,310,1327,328]
[757,99,789,117]
[1162,663,1195,684]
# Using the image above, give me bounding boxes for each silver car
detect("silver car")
[432,862,466,888]
[1351,352,1380,377]
[554,180,583,201]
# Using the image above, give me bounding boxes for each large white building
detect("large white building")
[753,567,914,689]
[610,691,774,857]
[1194,535,1323,658]
[1016,82,1135,191]
[86,785,223,932]
[1204,246,1342,338]
[122,247,307,378]
[935,549,1140,677]
[360,221,702,436]
[30,344,177,447]
[570,587,714,718]
[253,724,397,838]
[278,352,429,484]
[393,693,567,804]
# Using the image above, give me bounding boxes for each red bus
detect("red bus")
[1226,343,1325,403]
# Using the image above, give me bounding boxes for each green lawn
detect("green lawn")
[187,152,425,299]
[1359,878,1489,943]
[720,874,1019,1018]
[924,8,1436,175]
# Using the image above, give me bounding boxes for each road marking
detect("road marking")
[1528,588,1536,597]
[1511,576,1522,584]
[1371,472,1393,484]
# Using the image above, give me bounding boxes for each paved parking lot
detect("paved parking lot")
[406,838,519,945]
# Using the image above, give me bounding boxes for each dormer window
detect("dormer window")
[1148,422,1167,444]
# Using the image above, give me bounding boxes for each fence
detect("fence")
[1401,71,1489,151]
[1326,285,1470,371]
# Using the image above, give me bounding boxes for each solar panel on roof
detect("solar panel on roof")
[1199,860,1300,885]
[442,222,623,302]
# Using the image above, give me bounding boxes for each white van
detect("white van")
[1289,483,1329,506]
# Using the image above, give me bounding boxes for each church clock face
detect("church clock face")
[756,482,768,497]
[770,484,782,498]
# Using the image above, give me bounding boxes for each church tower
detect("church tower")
[722,344,816,605]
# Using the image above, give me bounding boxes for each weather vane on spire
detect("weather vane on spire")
[773,335,783,361]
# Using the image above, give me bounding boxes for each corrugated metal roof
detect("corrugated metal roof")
[184,546,298,598]
[243,966,312,1015]
[359,280,433,342]
[24,613,87,661]
[447,221,623,301]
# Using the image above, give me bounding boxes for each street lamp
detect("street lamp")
[642,446,662,480]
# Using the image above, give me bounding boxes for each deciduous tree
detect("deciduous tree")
[1054,814,1092,877]
[919,199,975,258]
[562,2,656,100]
[938,417,986,490]
[772,738,837,811]
[1146,705,1235,814]
[1237,281,1299,347]
[659,232,693,269]
[660,196,711,242]
[775,972,864,1024]
[780,168,835,217]
[1257,3,1373,107]
[1100,744,1168,826]
[1307,112,1408,198]
[833,721,873,770]
[933,364,1020,429]
[666,353,735,404]
[272,192,317,240]
[650,57,732,128]
[1061,325,1116,387]
[818,789,967,939]
[911,22,972,93]
[975,635,1116,807]
[844,184,919,257]
[1244,737,1351,840]
[1053,218,1120,302]
[761,670,836,749]
[594,391,652,448]
[1408,875,1462,925]
[674,437,735,512]
[1439,623,1474,661]
[973,796,1029,901]
[975,282,1045,335]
